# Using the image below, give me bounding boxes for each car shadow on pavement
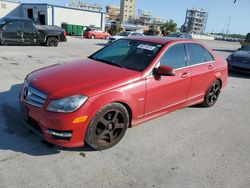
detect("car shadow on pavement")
[228,71,250,79]
[0,84,94,157]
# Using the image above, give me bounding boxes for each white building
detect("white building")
[0,0,105,30]
[0,0,22,17]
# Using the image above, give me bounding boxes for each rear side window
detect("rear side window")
[186,43,205,65]
[160,43,186,69]
[3,21,22,31]
[204,48,214,62]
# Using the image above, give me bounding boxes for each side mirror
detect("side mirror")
[153,65,175,76]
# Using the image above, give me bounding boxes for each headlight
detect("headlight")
[46,95,88,113]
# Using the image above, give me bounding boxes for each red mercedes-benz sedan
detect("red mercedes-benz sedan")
[19,37,228,150]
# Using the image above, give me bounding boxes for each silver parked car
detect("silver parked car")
[108,31,144,43]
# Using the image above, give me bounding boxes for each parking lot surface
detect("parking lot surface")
[0,37,249,188]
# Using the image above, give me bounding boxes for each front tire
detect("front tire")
[202,80,221,107]
[85,103,129,150]
[46,37,59,47]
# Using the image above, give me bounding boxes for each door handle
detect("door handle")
[181,72,190,78]
[208,64,214,69]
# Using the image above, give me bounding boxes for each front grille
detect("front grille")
[23,82,47,108]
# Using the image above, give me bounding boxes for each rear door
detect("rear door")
[145,43,191,115]
[185,43,215,102]
[1,21,23,44]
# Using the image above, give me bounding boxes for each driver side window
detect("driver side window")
[159,43,186,69]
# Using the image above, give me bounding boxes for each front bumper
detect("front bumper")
[19,92,92,148]
[227,60,250,73]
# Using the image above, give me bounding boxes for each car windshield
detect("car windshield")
[119,32,130,36]
[0,18,6,26]
[241,45,250,51]
[89,39,163,72]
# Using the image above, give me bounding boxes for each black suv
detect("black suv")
[0,17,66,47]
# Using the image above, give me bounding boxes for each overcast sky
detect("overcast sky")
[21,0,250,34]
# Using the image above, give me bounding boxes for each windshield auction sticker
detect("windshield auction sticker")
[137,44,156,51]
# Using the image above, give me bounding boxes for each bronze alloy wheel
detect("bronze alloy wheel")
[85,103,129,150]
[202,80,221,107]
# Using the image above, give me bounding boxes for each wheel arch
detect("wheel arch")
[114,101,133,128]
[45,35,59,42]
[86,91,138,128]
[217,78,222,90]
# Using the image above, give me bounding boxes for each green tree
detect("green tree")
[161,19,177,36]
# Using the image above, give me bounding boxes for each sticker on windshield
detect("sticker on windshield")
[137,44,156,51]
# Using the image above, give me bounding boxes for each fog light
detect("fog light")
[46,129,72,138]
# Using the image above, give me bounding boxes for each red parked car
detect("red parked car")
[84,28,110,39]
[19,37,228,150]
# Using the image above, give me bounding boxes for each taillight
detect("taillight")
[64,30,67,37]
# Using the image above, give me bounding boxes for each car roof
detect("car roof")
[126,36,194,45]
[3,16,32,22]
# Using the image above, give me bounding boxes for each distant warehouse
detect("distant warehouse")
[0,0,106,30]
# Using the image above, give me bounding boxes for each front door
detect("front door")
[145,43,191,115]
[21,20,36,44]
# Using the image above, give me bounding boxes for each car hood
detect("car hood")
[233,50,250,60]
[27,59,141,98]
[35,25,64,33]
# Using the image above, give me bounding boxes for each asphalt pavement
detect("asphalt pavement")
[0,37,249,188]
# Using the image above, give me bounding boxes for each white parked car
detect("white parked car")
[108,31,144,43]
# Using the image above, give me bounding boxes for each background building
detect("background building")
[181,8,208,34]
[106,5,120,21]
[137,10,152,25]
[0,0,22,18]
[120,0,136,23]
[0,0,105,30]
[67,0,102,12]
[153,16,164,26]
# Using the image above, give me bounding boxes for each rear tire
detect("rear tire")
[202,80,221,107]
[85,103,129,150]
[46,37,58,47]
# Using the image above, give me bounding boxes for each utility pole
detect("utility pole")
[225,16,231,35]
